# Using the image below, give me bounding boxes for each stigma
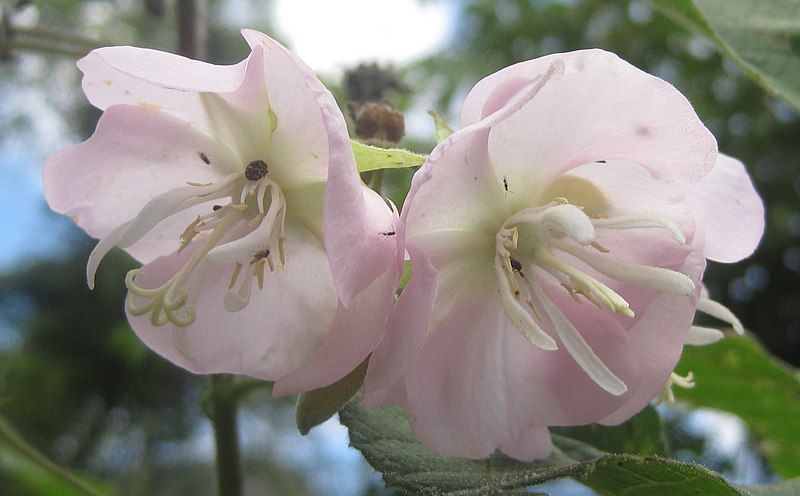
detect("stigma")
[88,159,287,328]
[494,199,696,395]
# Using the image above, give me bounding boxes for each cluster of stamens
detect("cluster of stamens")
[494,199,696,395]
[123,159,287,328]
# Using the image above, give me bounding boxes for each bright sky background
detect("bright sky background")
[272,0,452,75]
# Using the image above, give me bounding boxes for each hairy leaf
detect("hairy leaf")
[653,0,800,111]
[339,400,797,496]
[675,335,800,478]
[352,141,426,172]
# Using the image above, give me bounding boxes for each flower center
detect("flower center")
[87,160,288,328]
[493,199,695,395]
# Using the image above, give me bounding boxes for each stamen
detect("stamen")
[493,251,557,350]
[592,212,686,245]
[228,262,243,289]
[86,172,241,288]
[660,371,695,403]
[124,212,240,327]
[529,277,627,395]
[536,249,634,317]
[553,240,695,296]
[695,290,744,335]
[686,326,725,346]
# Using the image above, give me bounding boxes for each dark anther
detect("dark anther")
[244,160,268,181]
[596,160,607,164]
[212,205,222,211]
[510,258,523,272]
[198,151,211,164]
[502,175,509,191]
[381,230,396,237]
[251,249,270,264]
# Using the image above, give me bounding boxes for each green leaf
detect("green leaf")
[295,360,367,435]
[339,400,794,496]
[428,110,454,143]
[675,335,800,478]
[352,140,426,173]
[652,0,800,111]
[552,405,668,456]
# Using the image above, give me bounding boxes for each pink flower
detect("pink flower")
[43,30,402,395]
[363,50,764,460]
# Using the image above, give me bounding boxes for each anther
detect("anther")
[244,160,269,181]
[510,258,523,272]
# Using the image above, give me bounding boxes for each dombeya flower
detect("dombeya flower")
[363,50,764,460]
[44,30,402,394]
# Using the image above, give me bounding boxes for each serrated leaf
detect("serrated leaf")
[552,405,668,456]
[428,110,454,143]
[675,335,800,478]
[352,140,426,173]
[653,0,800,111]
[295,360,367,435]
[340,400,796,496]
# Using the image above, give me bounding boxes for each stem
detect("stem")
[176,0,206,60]
[0,416,105,496]
[208,375,244,496]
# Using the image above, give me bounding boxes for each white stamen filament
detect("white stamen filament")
[696,292,744,335]
[686,326,725,346]
[90,163,291,328]
[493,197,694,395]
[591,212,686,245]
[494,250,558,351]
[529,277,628,395]
[661,371,695,403]
[553,240,695,296]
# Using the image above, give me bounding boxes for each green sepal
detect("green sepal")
[295,359,368,435]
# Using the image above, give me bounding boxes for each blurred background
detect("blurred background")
[0,0,798,494]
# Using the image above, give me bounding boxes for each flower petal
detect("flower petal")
[690,154,765,263]
[362,247,438,408]
[498,426,553,462]
[401,274,637,458]
[469,49,716,203]
[599,231,706,425]
[43,104,237,263]
[272,266,398,397]
[127,222,339,380]
[240,30,400,306]
[403,127,506,267]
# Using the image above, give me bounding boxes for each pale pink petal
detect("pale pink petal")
[79,46,249,141]
[43,104,237,262]
[240,30,399,305]
[401,275,638,459]
[690,154,765,263]
[465,50,715,201]
[498,427,553,462]
[272,266,398,396]
[362,247,438,408]
[403,126,507,267]
[127,222,338,380]
[599,232,706,425]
